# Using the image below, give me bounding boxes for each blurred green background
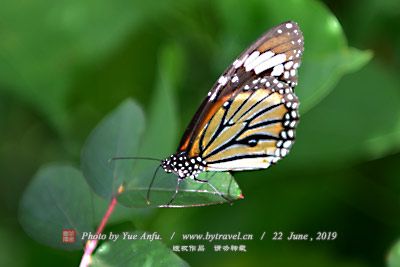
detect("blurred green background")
[1,0,400,266]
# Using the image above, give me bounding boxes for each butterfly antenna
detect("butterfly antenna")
[146,164,163,205]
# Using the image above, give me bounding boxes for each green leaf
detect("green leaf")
[91,231,189,267]
[299,48,372,113]
[214,0,371,113]
[19,163,146,249]
[285,61,400,169]
[19,164,94,249]
[388,239,400,267]
[81,99,145,198]
[118,171,242,208]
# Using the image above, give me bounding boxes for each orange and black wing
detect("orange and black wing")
[178,21,303,170]
[192,76,298,171]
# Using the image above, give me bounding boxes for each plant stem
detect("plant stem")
[79,196,118,267]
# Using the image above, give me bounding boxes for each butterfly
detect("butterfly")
[148,21,303,205]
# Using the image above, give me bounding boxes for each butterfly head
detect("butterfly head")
[161,152,206,179]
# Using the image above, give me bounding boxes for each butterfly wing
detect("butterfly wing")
[193,76,299,171]
[178,21,303,152]
[178,21,303,169]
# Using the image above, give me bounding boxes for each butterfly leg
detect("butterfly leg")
[166,178,184,206]
[194,177,233,204]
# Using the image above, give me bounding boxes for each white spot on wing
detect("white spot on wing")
[284,61,294,70]
[283,141,292,148]
[243,51,260,69]
[284,71,289,79]
[271,64,284,76]
[254,54,286,74]
[245,51,274,72]
[218,76,228,86]
[231,75,239,83]
[233,54,249,69]
[210,91,218,101]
